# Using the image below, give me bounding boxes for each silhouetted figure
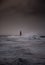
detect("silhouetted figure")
[20,30,22,36]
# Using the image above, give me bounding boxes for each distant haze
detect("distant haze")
[0,0,45,35]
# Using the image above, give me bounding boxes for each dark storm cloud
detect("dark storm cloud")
[0,0,45,12]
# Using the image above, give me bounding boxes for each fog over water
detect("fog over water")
[0,11,45,35]
[0,1,45,65]
[0,0,45,35]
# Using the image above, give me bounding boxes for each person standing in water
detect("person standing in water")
[20,30,22,36]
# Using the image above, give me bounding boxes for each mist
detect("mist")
[0,0,45,65]
[0,0,45,35]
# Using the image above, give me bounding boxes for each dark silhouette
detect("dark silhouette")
[40,36,45,38]
[20,30,22,36]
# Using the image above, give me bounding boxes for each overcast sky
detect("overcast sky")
[0,0,45,35]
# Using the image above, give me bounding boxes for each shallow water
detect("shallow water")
[0,37,45,65]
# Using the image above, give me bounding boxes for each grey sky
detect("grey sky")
[0,0,45,35]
